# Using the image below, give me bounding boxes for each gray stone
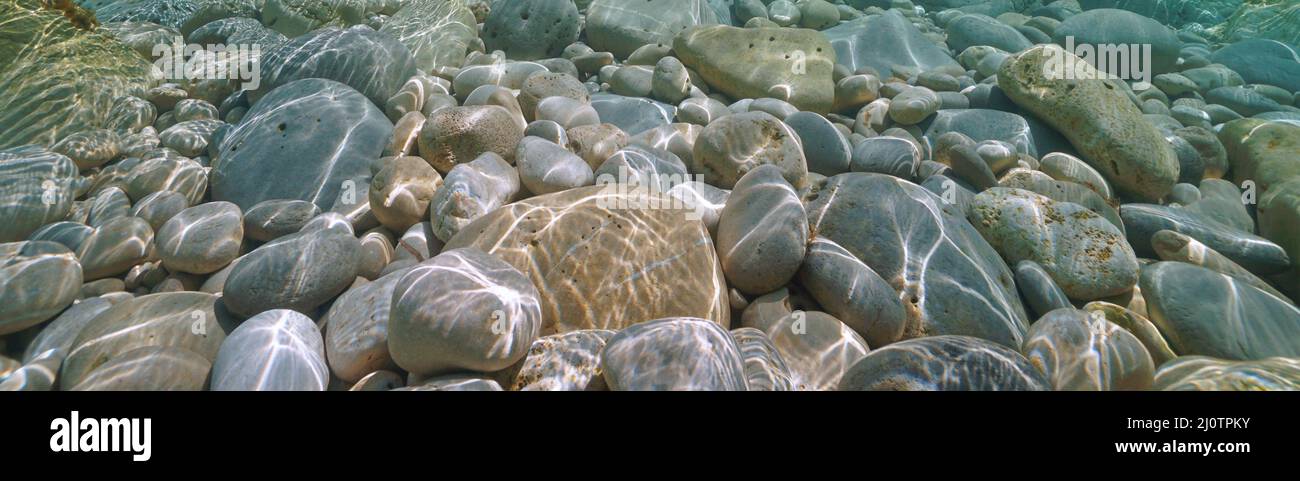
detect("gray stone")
[255,25,417,109]
[388,248,542,375]
[589,93,676,136]
[0,146,80,242]
[214,78,392,210]
[601,317,746,391]
[730,327,794,391]
[222,228,361,317]
[946,13,1032,54]
[1052,8,1182,74]
[243,199,320,242]
[77,216,154,281]
[130,191,189,232]
[969,188,1138,301]
[482,0,581,60]
[691,111,808,189]
[156,201,243,275]
[716,165,807,295]
[1121,203,1291,274]
[1021,308,1154,390]
[1014,260,1073,320]
[60,292,231,390]
[429,152,520,243]
[850,135,921,180]
[586,0,719,59]
[211,309,329,391]
[798,238,906,347]
[923,109,1037,158]
[785,112,851,176]
[806,173,1029,347]
[1153,356,1300,391]
[838,335,1049,391]
[822,11,963,78]
[515,136,594,195]
[1142,262,1300,360]
[0,241,82,335]
[70,346,211,391]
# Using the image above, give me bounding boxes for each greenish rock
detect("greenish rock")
[806,173,1029,347]
[969,187,1138,301]
[1021,308,1154,390]
[20,297,116,364]
[839,335,1049,391]
[674,25,835,113]
[0,0,157,150]
[998,168,1123,232]
[586,0,719,59]
[601,317,747,391]
[1142,261,1300,360]
[1154,356,1300,391]
[785,111,851,176]
[998,45,1179,201]
[379,0,478,72]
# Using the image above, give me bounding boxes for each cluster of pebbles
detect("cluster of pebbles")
[2,0,1300,391]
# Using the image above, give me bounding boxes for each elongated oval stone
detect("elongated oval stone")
[61,292,232,390]
[999,45,1179,201]
[71,346,211,391]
